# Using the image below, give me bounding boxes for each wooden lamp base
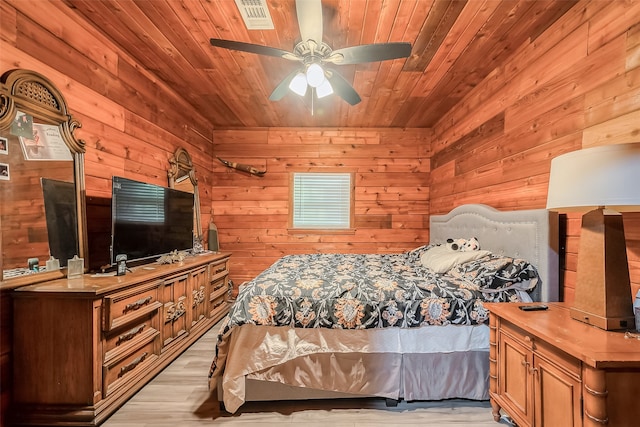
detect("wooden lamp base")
[571,208,635,330]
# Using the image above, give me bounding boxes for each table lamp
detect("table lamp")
[546,143,640,330]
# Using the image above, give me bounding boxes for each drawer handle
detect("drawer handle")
[119,352,147,377]
[117,325,145,345]
[521,360,530,368]
[213,282,225,291]
[124,296,152,313]
[212,300,225,310]
[215,266,226,273]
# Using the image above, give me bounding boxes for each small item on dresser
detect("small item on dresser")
[519,304,548,311]
[27,257,39,272]
[45,256,60,271]
[634,289,640,332]
[193,234,204,254]
[157,250,188,264]
[67,255,84,278]
[116,254,128,276]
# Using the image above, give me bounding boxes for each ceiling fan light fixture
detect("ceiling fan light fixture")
[306,63,325,87]
[316,79,333,98]
[289,72,308,96]
[211,0,412,108]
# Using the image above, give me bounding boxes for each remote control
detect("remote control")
[519,304,548,311]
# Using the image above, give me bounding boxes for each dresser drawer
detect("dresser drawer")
[500,319,533,349]
[209,284,228,319]
[210,258,228,281]
[531,338,580,379]
[103,313,160,363]
[103,335,159,398]
[103,281,163,331]
[210,277,227,301]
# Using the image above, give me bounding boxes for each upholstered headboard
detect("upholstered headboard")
[429,204,559,302]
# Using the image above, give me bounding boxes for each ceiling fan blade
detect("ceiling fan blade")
[296,0,323,44]
[325,70,361,106]
[327,42,412,65]
[269,70,300,101]
[210,39,300,60]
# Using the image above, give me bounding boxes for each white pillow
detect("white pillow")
[420,245,491,274]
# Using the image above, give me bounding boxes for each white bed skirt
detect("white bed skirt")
[212,323,490,413]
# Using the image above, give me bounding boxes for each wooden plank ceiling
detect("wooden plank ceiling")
[63,0,577,128]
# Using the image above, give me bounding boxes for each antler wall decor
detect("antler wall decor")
[217,157,266,177]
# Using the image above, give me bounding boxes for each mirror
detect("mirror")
[0,69,87,286]
[168,148,202,251]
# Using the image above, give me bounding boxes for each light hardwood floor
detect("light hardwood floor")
[103,322,511,426]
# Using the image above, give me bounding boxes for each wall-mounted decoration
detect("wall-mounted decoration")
[19,123,73,161]
[10,111,33,138]
[0,136,7,155]
[0,162,9,180]
[217,157,266,177]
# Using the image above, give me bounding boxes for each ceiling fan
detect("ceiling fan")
[210,0,412,106]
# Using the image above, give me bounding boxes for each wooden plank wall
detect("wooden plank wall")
[0,2,215,425]
[212,127,431,284]
[0,0,214,218]
[429,0,640,303]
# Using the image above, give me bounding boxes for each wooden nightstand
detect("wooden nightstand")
[486,302,640,427]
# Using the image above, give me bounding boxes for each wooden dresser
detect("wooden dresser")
[487,302,640,427]
[11,252,231,426]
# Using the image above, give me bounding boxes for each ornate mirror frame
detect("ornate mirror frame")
[168,147,202,244]
[0,69,87,287]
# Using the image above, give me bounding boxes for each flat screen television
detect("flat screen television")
[110,176,194,265]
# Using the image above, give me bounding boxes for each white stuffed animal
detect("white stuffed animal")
[445,237,480,252]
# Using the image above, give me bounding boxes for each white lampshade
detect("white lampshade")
[546,143,640,212]
[315,79,333,98]
[306,63,325,88]
[289,72,308,96]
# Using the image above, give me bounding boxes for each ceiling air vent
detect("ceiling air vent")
[234,0,274,30]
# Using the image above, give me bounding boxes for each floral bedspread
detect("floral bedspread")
[209,248,539,379]
[225,248,539,331]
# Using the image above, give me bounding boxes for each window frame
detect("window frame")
[288,169,356,234]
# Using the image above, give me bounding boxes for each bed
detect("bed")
[209,204,559,413]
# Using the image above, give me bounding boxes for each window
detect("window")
[290,172,354,231]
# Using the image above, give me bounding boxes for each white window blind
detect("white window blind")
[292,172,352,229]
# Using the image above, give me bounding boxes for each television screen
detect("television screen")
[111,176,194,265]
